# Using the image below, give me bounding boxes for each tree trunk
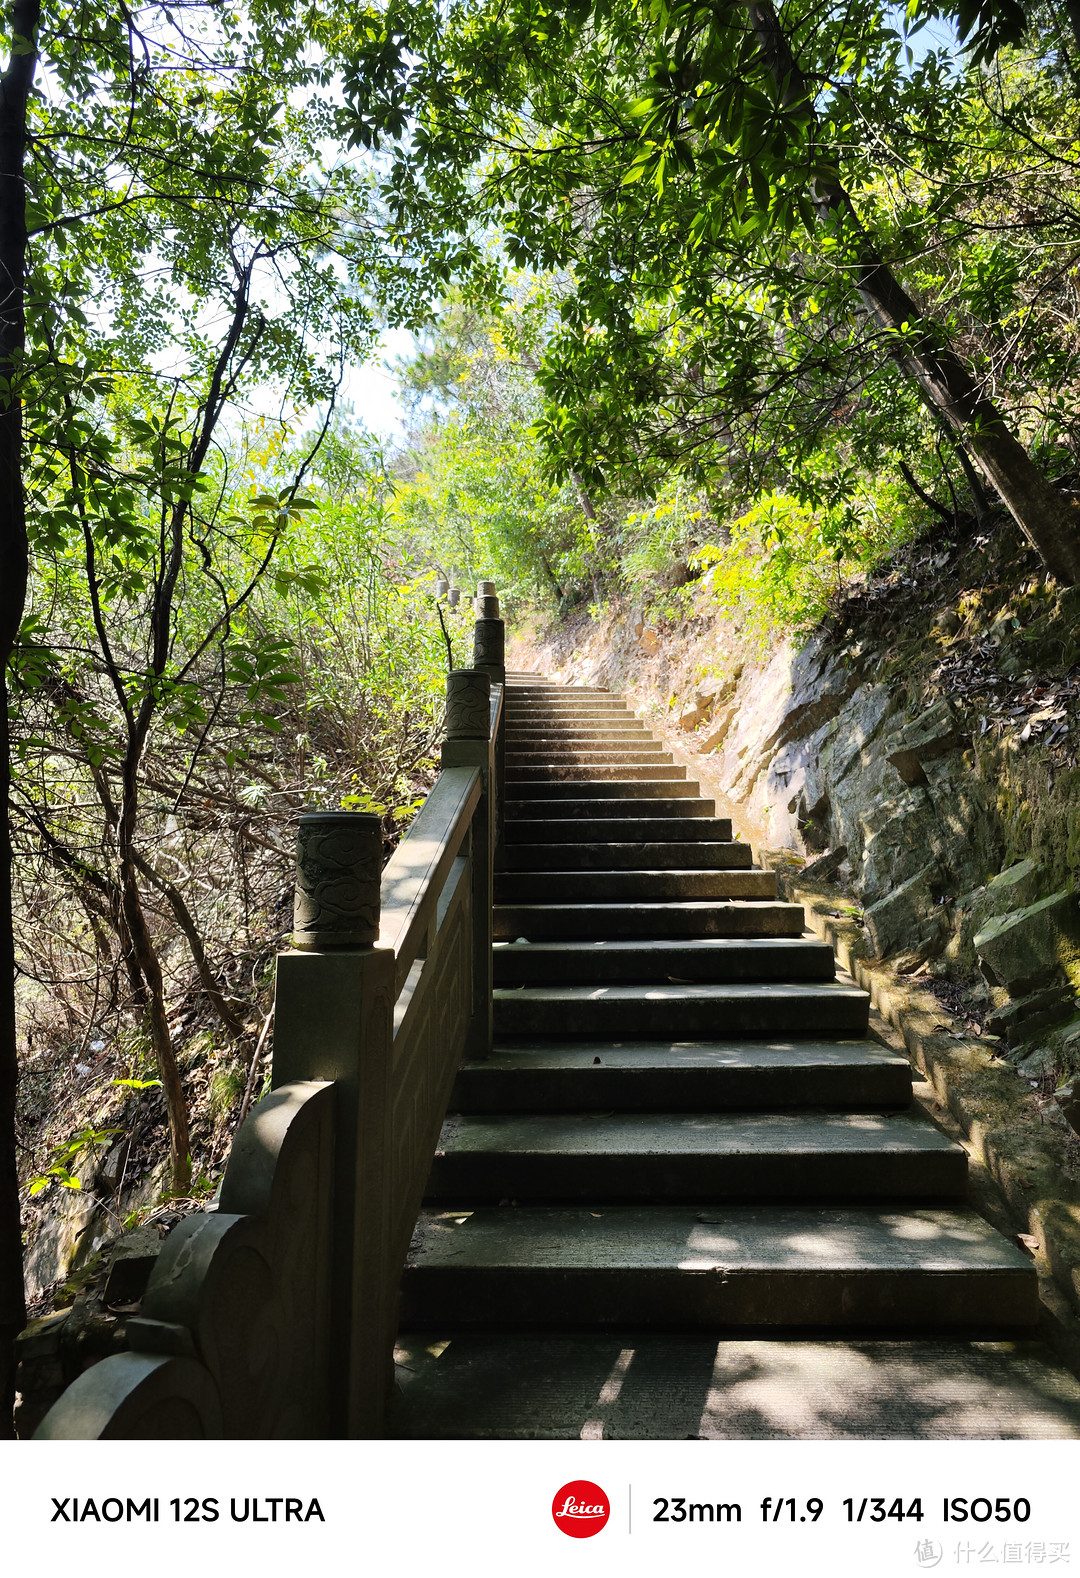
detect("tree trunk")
[118,856,191,1194]
[0,0,39,1434]
[746,1,1080,585]
[131,850,246,1038]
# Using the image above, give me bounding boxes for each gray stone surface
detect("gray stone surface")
[402,1206,1037,1328]
[864,862,950,961]
[508,778,702,798]
[494,899,807,940]
[504,840,753,871]
[495,868,778,902]
[427,1110,965,1202]
[506,794,715,817]
[506,815,733,841]
[508,761,687,780]
[391,1334,1080,1439]
[492,979,870,1037]
[492,937,834,983]
[975,890,1080,997]
[452,1039,913,1112]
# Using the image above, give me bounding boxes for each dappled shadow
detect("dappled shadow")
[389,1332,1080,1441]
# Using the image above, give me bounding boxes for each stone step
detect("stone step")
[506,816,733,842]
[506,714,634,726]
[507,725,653,740]
[401,1206,1038,1330]
[507,736,663,750]
[506,748,670,766]
[493,937,834,984]
[494,869,777,903]
[507,763,687,781]
[505,797,716,820]
[508,686,613,695]
[494,900,806,940]
[426,1111,965,1204]
[506,702,629,715]
[492,980,869,1037]
[390,1333,1080,1439]
[507,737,657,751]
[451,1039,913,1112]
[506,779,702,800]
[503,841,753,872]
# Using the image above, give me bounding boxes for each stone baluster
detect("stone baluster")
[434,577,448,598]
[440,669,494,1058]
[291,811,382,950]
[272,809,395,1437]
[472,592,506,863]
[447,585,460,608]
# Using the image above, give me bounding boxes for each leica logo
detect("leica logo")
[551,1481,610,1538]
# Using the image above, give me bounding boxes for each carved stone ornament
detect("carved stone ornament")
[34,1081,336,1439]
[445,668,491,740]
[476,580,497,597]
[433,578,448,598]
[473,618,505,673]
[292,812,381,949]
[474,594,500,619]
[447,586,461,607]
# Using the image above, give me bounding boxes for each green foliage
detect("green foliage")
[691,482,917,641]
[389,287,601,604]
[28,1126,124,1196]
[329,0,1080,609]
[209,1061,246,1124]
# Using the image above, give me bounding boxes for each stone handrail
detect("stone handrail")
[34,595,506,1439]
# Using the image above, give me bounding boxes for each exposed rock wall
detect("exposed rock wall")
[508,539,1080,1064]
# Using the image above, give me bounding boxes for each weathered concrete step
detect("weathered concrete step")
[401,1206,1038,1329]
[507,736,657,751]
[504,841,753,872]
[507,779,702,800]
[426,1111,965,1203]
[493,980,869,1037]
[506,816,733,842]
[495,869,777,903]
[507,725,653,740]
[494,900,805,940]
[451,1039,912,1112]
[508,686,613,695]
[506,702,629,715]
[390,1333,1080,1439]
[506,748,669,766]
[507,737,663,751]
[508,713,646,725]
[507,763,687,781]
[493,937,834,984]
[506,797,716,819]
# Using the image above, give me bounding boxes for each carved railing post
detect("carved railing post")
[472,590,506,862]
[271,810,396,1437]
[440,668,494,1058]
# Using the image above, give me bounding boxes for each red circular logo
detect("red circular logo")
[551,1480,610,1538]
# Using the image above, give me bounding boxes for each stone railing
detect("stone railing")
[34,591,506,1439]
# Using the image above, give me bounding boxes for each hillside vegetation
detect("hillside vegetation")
[7,0,1080,1427]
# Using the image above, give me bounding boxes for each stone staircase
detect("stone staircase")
[391,679,1080,1438]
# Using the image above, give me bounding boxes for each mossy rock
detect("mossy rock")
[974,890,1080,997]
